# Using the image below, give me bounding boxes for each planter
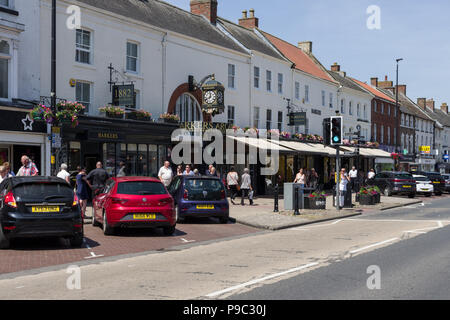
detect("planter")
[359,194,375,205]
[162,118,179,124]
[372,193,380,203]
[304,197,326,210]
[126,113,151,121]
[106,112,124,119]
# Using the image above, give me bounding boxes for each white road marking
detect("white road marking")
[15,286,24,289]
[205,262,319,298]
[438,221,443,228]
[349,238,399,254]
[181,238,195,243]
[83,239,104,259]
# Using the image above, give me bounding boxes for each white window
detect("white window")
[349,101,353,115]
[254,66,260,89]
[0,0,10,8]
[253,106,260,128]
[75,81,91,113]
[357,103,360,117]
[0,40,10,99]
[380,103,384,114]
[126,42,139,73]
[277,73,283,94]
[175,93,202,122]
[373,124,377,141]
[329,93,333,108]
[227,105,235,125]
[380,125,384,143]
[228,64,235,89]
[277,111,283,131]
[295,82,300,100]
[266,109,272,129]
[266,70,271,92]
[340,99,345,114]
[75,29,92,64]
[304,85,309,102]
[363,104,367,119]
[321,90,325,107]
[387,126,391,145]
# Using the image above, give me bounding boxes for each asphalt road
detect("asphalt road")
[230,197,450,300]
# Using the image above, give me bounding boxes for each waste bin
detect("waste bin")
[284,183,315,210]
[332,189,353,208]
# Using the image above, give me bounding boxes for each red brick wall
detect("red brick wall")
[371,98,399,148]
[190,0,217,24]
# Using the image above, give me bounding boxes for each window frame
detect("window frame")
[266,70,272,92]
[304,85,309,103]
[254,66,260,89]
[126,41,140,73]
[0,39,11,101]
[75,80,92,113]
[228,63,236,89]
[266,109,272,129]
[253,106,260,128]
[227,105,235,125]
[75,29,93,65]
[277,73,283,94]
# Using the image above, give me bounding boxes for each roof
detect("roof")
[396,91,434,121]
[76,0,247,54]
[6,176,70,188]
[431,109,450,127]
[260,31,336,83]
[217,18,285,60]
[328,71,369,95]
[351,78,396,103]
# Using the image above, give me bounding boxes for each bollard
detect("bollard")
[273,184,279,212]
[294,185,300,215]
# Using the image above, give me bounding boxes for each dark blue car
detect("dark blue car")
[167,175,229,223]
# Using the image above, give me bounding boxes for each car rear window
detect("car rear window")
[13,182,73,201]
[185,179,224,201]
[395,173,413,179]
[116,181,167,195]
[414,176,429,182]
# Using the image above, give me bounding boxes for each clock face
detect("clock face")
[204,91,216,104]
[217,91,224,104]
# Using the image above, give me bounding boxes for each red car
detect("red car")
[92,177,176,236]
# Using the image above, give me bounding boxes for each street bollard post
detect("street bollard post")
[273,184,279,212]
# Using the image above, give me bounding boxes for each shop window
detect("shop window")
[103,143,116,176]
[0,40,10,99]
[148,145,158,177]
[175,93,202,122]
[138,144,148,176]
[127,144,137,176]
[69,141,81,171]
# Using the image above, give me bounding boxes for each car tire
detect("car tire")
[163,225,176,236]
[0,226,10,249]
[384,186,392,197]
[92,210,101,227]
[435,192,442,196]
[102,211,115,236]
[425,193,432,197]
[408,193,415,198]
[219,217,229,224]
[69,233,84,247]
[176,206,185,224]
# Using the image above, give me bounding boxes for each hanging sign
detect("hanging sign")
[112,84,135,106]
[288,112,307,126]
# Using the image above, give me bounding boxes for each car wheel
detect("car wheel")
[69,233,84,247]
[102,211,114,236]
[425,193,432,197]
[384,186,392,197]
[92,210,101,227]
[219,216,229,224]
[163,225,176,236]
[408,193,415,198]
[0,226,10,250]
[436,192,442,196]
[176,206,185,223]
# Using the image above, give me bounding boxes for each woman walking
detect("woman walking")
[240,168,253,206]
[226,167,239,205]
[338,168,350,209]
[76,167,90,218]
[294,168,306,187]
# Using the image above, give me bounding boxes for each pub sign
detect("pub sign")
[112,84,135,107]
[288,112,307,126]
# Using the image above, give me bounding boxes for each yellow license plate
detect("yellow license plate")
[196,205,214,209]
[133,214,156,220]
[403,185,411,188]
[32,206,59,213]
[422,189,429,191]
[433,181,440,184]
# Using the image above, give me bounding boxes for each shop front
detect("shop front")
[0,105,50,175]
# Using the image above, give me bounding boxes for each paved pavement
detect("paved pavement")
[228,193,423,230]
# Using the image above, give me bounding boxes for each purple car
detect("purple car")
[167,175,229,224]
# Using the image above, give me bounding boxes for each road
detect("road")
[0,195,449,299]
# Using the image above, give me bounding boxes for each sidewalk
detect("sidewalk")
[229,194,422,231]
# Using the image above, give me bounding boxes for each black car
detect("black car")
[410,171,444,195]
[0,176,84,249]
[367,171,416,198]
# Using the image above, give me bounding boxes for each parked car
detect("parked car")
[441,174,450,193]
[412,175,433,197]
[367,171,416,198]
[410,171,444,195]
[92,177,176,236]
[167,175,229,224]
[0,176,84,249]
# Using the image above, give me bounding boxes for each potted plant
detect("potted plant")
[99,105,125,119]
[126,109,152,121]
[55,109,79,128]
[358,187,375,205]
[304,191,327,210]
[368,186,381,203]
[160,113,180,123]
[30,104,56,124]
[57,101,86,115]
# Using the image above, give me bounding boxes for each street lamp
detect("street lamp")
[395,58,403,170]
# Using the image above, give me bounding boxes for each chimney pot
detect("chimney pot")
[242,10,247,19]
[249,8,255,18]
[238,7,259,28]
[441,103,448,114]
[331,63,340,72]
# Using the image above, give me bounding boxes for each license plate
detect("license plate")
[32,206,60,213]
[403,185,411,188]
[433,181,440,184]
[422,188,429,191]
[196,205,214,209]
[133,213,156,220]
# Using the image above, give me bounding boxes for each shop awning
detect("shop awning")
[271,140,328,155]
[305,143,338,156]
[226,136,293,152]
[363,148,392,158]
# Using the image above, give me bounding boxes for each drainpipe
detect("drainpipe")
[161,32,167,115]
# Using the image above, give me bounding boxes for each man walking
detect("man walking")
[158,161,173,187]
[240,168,253,206]
[349,166,358,192]
[117,161,127,177]
[86,162,109,197]
[57,163,70,184]
[16,155,39,176]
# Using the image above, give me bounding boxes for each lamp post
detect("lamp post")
[395,58,403,170]
[51,0,57,175]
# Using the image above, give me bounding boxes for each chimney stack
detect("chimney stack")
[426,98,435,111]
[396,85,406,95]
[190,0,218,25]
[417,98,427,110]
[441,103,448,114]
[298,41,312,54]
[330,63,340,72]
[370,77,378,87]
[238,8,259,29]
[378,75,393,89]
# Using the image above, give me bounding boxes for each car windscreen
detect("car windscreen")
[185,179,224,201]
[13,182,74,202]
[394,173,413,179]
[414,176,429,182]
[116,181,167,195]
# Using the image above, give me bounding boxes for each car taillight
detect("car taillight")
[183,189,188,200]
[111,198,128,205]
[4,192,17,208]
[158,197,173,207]
[72,195,79,207]
[221,190,225,200]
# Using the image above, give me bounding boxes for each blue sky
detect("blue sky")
[166,0,450,109]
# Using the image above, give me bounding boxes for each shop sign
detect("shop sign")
[419,145,431,154]
[443,154,449,161]
[88,130,124,141]
[399,154,415,162]
[288,112,307,126]
[179,122,233,134]
[311,109,321,115]
[0,109,46,133]
[112,84,135,107]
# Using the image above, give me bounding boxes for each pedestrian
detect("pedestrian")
[0,165,13,184]
[226,167,239,205]
[338,168,350,209]
[293,168,306,187]
[3,162,15,177]
[205,164,214,176]
[86,161,110,197]
[76,167,89,218]
[308,168,319,190]
[117,161,127,177]
[16,155,39,176]
[368,168,375,180]
[193,169,201,176]
[183,164,194,176]
[210,166,219,177]
[57,163,71,184]
[240,168,253,205]
[349,166,358,192]
[158,161,173,187]
[176,165,183,176]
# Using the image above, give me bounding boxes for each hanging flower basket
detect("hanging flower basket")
[126,109,152,121]
[100,105,125,119]
[160,113,180,123]
[30,104,56,124]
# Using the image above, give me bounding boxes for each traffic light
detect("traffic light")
[323,118,331,145]
[330,116,343,145]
